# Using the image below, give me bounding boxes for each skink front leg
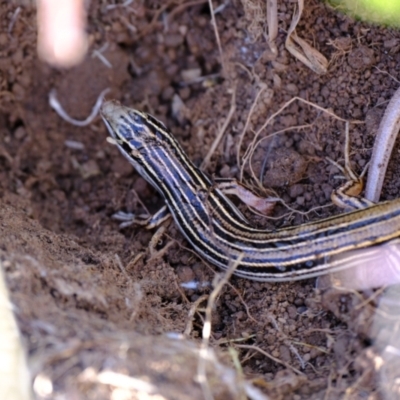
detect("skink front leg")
[113,205,171,229]
[113,205,172,259]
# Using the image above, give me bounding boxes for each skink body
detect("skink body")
[101,100,400,281]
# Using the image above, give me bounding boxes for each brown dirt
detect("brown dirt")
[1,0,400,399]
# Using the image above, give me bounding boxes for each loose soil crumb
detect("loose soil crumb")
[1,0,400,399]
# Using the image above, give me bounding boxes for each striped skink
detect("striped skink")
[101,100,400,282]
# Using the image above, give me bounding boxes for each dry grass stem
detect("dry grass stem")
[256,123,315,186]
[0,263,31,400]
[167,0,208,24]
[285,0,328,74]
[201,85,237,169]
[240,0,265,42]
[184,294,208,337]
[198,256,242,400]
[208,0,227,77]
[236,344,305,376]
[266,0,278,54]
[236,83,267,170]
[240,96,360,183]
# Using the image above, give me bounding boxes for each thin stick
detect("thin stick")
[0,262,31,400]
[105,0,134,10]
[365,85,400,202]
[240,96,361,181]
[184,294,209,337]
[197,256,242,400]
[201,85,236,169]
[236,84,267,170]
[8,6,21,36]
[208,0,226,77]
[266,0,278,54]
[236,344,305,375]
[257,123,314,186]
[167,0,207,24]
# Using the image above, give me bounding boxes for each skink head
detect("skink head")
[101,100,172,189]
[101,100,154,146]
